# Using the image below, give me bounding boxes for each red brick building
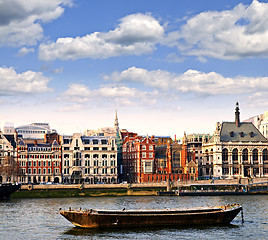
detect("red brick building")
[17,139,62,184]
[122,133,198,183]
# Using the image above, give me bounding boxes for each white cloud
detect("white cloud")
[58,83,160,109]
[172,0,268,60]
[104,66,268,96]
[39,13,164,60]
[0,0,73,47]
[0,67,52,95]
[52,67,64,74]
[17,47,35,57]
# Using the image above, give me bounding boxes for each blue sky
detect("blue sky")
[1,0,268,137]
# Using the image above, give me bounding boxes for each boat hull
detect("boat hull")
[0,183,21,200]
[60,205,242,229]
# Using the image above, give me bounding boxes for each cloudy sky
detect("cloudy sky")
[1,0,268,137]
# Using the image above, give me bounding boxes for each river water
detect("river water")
[0,195,267,240]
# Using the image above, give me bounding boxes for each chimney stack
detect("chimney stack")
[235,102,240,127]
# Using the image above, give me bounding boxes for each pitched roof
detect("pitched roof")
[220,122,268,142]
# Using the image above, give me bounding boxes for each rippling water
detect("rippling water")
[1,195,267,240]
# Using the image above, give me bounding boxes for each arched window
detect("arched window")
[222,149,228,164]
[232,149,238,164]
[242,149,248,163]
[252,149,258,164]
[263,149,268,164]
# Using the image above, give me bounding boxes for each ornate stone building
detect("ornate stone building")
[202,103,268,179]
[61,134,118,184]
[0,130,18,183]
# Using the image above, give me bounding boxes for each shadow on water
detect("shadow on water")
[63,224,241,237]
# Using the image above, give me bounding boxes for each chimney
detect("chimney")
[235,102,240,127]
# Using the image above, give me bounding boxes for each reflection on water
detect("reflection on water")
[64,223,240,237]
[0,195,267,240]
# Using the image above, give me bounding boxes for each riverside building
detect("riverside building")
[61,133,118,184]
[0,130,18,183]
[17,139,62,184]
[122,134,198,183]
[186,133,211,178]
[202,103,268,179]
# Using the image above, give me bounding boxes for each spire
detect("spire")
[114,109,119,133]
[235,102,240,127]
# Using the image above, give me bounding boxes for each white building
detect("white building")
[0,130,18,183]
[202,103,268,179]
[15,123,56,139]
[61,133,118,184]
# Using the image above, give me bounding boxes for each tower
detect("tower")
[114,109,119,133]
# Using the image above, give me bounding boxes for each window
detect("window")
[101,139,107,145]
[232,149,238,163]
[222,167,229,175]
[253,149,258,164]
[93,147,99,151]
[242,149,248,163]
[93,139,98,145]
[263,149,268,163]
[142,152,146,158]
[102,160,107,166]
[43,169,46,174]
[233,167,239,175]
[142,145,146,150]
[149,145,153,150]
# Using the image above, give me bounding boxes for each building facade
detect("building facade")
[186,133,211,178]
[61,134,118,184]
[0,130,18,183]
[17,139,62,184]
[122,135,155,183]
[123,134,198,183]
[202,103,268,179]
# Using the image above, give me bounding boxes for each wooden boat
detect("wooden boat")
[60,204,242,228]
[0,183,21,200]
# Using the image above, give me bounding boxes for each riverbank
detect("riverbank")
[11,178,268,198]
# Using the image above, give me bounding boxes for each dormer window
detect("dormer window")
[229,131,234,137]
[249,132,254,137]
[240,132,244,137]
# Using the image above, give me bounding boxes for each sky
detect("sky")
[1,0,268,137]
